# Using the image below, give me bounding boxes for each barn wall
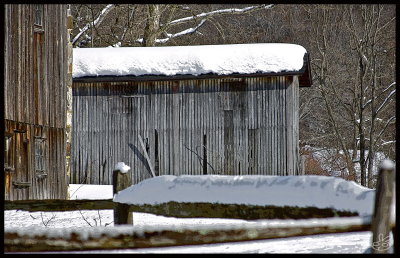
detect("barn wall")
[4,4,67,127]
[4,120,67,200]
[4,4,68,200]
[71,76,300,185]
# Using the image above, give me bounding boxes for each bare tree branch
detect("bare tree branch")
[72,4,115,46]
[373,116,396,146]
[374,89,396,115]
[363,81,396,108]
[140,19,207,44]
[166,5,274,27]
[137,4,275,46]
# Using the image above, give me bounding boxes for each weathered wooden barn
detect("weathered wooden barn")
[71,43,312,185]
[4,4,69,200]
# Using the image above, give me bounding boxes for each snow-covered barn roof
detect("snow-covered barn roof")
[73,43,312,86]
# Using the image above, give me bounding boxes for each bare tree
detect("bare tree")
[344,5,396,187]
[71,4,275,47]
[303,5,395,187]
[303,5,358,181]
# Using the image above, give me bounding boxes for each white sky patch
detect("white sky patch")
[73,43,307,78]
[113,175,375,216]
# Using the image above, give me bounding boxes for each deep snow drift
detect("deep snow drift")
[113,175,375,216]
[73,43,307,78]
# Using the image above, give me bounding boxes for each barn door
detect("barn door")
[12,129,31,200]
[121,95,152,184]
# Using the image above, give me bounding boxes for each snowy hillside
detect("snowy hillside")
[73,43,306,78]
[114,175,375,216]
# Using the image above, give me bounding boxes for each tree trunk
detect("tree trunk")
[319,86,356,183]
[359,130,366,186]
[346,156,357,182]
[359,56,367,187]
[367,50,378,189]
[143,5,161,47]
[351,123,358,181]
[367,148,375,188]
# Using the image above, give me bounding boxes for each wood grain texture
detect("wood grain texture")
[5,199,358,219]
[113,170,133,225]
[71,76,300,185]
[5,216,371,252]
[371,164,395,253]
[4,4,68,200]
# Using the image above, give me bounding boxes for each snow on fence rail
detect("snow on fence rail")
[5,174,369,219]
[3,199,358,219]
[5,216,374,252]
[112,174,375,216]
[4,161,396,253]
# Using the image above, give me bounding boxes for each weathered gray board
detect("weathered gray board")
[4,5,68,200]
[71,76,300,185]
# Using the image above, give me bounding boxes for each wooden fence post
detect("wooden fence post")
[113,169,133,225]
[371,159,395,253]
[391,170,396,253]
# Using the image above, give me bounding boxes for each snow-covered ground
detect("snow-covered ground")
[65,232,376,254]
[69,183,113,200]
[5,208,378,254]
[4,209,382,254]
[5,177,392,253]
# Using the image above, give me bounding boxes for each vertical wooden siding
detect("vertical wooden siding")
[4,120,67,200]
[71,76,300,185]
[5,4,67,127]
[4,5,68,200]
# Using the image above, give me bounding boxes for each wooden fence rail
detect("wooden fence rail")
[5,216,377,252]
[4,160,395,253]
[4,199,358,220]
[5,169,358,220]
[4,199,115,212]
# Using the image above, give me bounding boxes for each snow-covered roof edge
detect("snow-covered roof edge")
[72,43,312,87]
